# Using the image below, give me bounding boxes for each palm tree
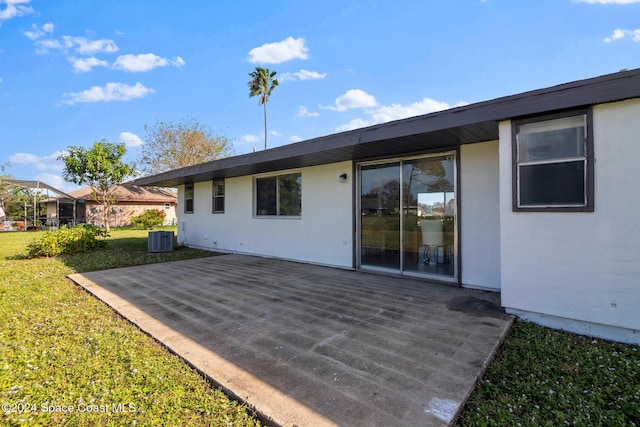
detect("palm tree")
[248,67,278,150]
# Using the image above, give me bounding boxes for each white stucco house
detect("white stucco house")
[135,68,640,344]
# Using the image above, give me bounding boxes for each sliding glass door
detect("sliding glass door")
[359,153,456,280]
[360,163,401,270]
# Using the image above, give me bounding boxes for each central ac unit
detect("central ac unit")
[148,231,174,252]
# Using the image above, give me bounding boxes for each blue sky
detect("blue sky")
[1,0,639,191]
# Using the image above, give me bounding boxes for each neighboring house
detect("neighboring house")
[1,179,78,231]
[46,183,177,227]
[135,68,640,344]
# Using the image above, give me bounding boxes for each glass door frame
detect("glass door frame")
[356,150,458,283]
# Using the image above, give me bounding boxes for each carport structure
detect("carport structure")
[69,254,513,426]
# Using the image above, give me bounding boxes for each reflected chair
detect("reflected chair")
[419,219,444,264]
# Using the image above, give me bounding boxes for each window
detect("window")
[255,173,301,216]
[212,179,225,213]
[184,183,194,213]
[513,110,593,212]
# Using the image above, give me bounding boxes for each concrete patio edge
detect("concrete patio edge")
[68,272,334,427]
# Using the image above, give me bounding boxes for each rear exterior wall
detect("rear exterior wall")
[177,161,354,268]
[499,99,640,344]
[460,140,501,291]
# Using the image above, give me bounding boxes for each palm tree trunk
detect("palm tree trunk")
[263,101,268,150]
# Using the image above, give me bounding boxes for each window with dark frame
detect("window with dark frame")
[255,173,301,217]
[513,109,594,212]
[184,183,194,213]
[212,179,225,213]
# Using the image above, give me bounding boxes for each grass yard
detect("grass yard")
[1,228,638,426]
[456,319,640,426]
[0,228,261,426]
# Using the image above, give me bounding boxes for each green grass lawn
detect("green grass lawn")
[456,322,639,426]
[1,228,638,426]
[0,228,261,426]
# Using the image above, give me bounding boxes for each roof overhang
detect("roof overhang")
[134,68,640,187]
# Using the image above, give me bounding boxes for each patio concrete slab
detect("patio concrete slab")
[68,254,512,426]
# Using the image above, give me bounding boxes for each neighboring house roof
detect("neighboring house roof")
[63,183,177,203]
[134,68,640,187]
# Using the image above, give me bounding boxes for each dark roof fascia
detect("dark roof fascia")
[358,67,640,142]
[134,68,640,188]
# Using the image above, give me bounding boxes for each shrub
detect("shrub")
[131,209,166,229]
[27,224,109,257]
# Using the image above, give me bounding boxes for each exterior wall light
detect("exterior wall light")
[339,173,348,183]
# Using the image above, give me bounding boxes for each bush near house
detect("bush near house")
[131,209,166,229]
[26,224,109,257]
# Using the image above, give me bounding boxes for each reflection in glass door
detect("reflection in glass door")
[402,156,455,277]
[359,154,456,280]
[360,164,401,270]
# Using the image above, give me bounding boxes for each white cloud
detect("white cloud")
[280,69,327,81]
[323,89,378,112]
[112,53,185,72]
[295,69,326,80]
[9,150,64,172]
[248,36,309,64]
[290,135,302,142]
[36,35,118,55]
[336,97,468,132]
[33,172,77,192]
[604,28,640,42]
[574,0,640,3]
[371,98,467,123]
[604,29,626,42]
[269,130,283,137]
[22,22,54,40]
[118,131,143,147]
[0,0,33,24]
[67,36,118,55]
[297,106,319,117]
[62,82,154,105]
[34,38,64,53]
[243,134,259,143]
[68,56,109,73]
[336,118,375,132]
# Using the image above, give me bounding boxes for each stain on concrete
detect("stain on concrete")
[446,296,506,318]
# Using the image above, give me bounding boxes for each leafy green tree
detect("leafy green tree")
[248,67,278,150]
[59,140,134,232]
[139,117,234,175]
